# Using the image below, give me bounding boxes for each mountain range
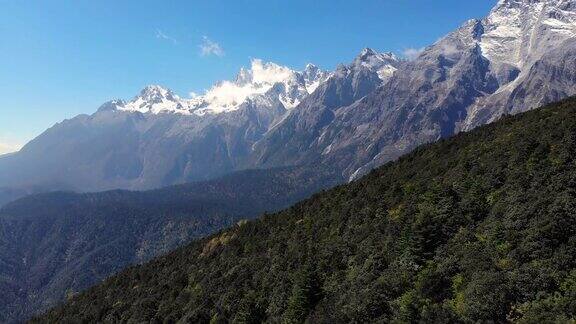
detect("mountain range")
[2,0,576,201]
[254,0,576,179]
[0,48,400,200]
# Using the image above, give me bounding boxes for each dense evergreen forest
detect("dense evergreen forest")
[0,166,340,323]
[36,98,576,323]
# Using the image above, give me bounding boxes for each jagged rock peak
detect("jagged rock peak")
[138,85,178,102]
[480,0,576,68]
[353,48,401,81]
[99,60,331,116]
[357,48,398,62]
[97,99,127,113]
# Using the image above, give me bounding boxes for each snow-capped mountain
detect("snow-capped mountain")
[253,0,576,180]
[103,60,331,116]
[104,86,189,115]
[251,48,402,168]
[1,0,575,201]
[480,0,576,71]
[0,58,335,194]
[355,48,400,82]
[101,51,395,119]
[464,0,576,128]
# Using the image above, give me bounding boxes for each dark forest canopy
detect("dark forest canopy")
[36,98,576,323]
[0,166,341,323]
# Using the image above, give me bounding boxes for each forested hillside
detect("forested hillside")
[0,166,340,323]
[37,98,576,323]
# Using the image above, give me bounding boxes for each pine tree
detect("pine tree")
[283,265,321,323]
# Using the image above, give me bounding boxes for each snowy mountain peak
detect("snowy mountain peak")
[138,85,179,103]
[495,0,573,7]
[195,59,329,114]
[249,59,297,85]
[357,48,398,61]
[103,60,331,116]
[429,0,576,72]
[354,48,400,81]
[480,0,576,68]
[305,63,318,70]
[303,63,330,94]
[304,63,321,79]
[359,47,377,57]
[111,85,188,114]
[233,59,299,87]
[140,85,171,96]
[97,99,127,113]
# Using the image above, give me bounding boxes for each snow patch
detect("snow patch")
[479,0,576,68]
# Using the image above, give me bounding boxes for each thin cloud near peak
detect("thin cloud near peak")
[199,36,225,57]
[0,141,22,155]
[155,29,179,45]
[402,47,425,60]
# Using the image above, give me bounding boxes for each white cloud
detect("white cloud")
[403,47,425,60]
[0,141,21,155]
[199,36,225,57]
[155,29,178,45]
[191,59,295,114]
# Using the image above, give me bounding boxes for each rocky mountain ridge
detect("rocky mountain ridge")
[0,49,399,197]
[101,60,332,116]
[254,0,576,180]
[0,0,575,198]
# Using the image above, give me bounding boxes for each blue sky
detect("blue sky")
[0,0,497,152]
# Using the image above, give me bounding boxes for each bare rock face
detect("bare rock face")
[463,0,576,129]
[255,0,576,180]
[465,39,576,128]
[250,48,401,168]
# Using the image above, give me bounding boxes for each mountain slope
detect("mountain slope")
[254,0,576,180]
[251,49,402,169]
[37,97,576,323]
[0,166,341,323]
